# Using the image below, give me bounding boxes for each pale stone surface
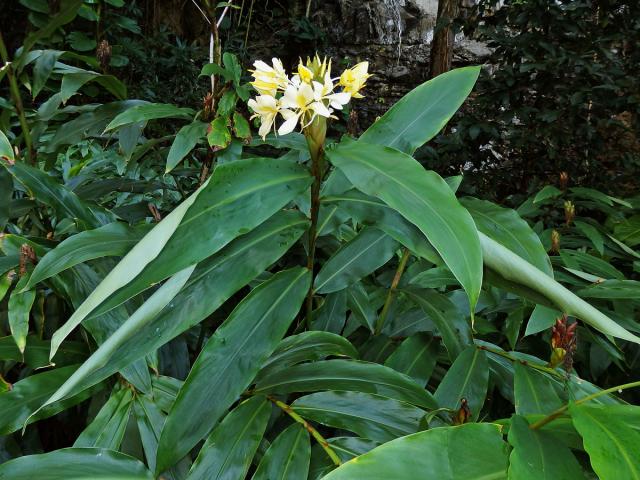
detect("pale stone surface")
[412,0,439,15]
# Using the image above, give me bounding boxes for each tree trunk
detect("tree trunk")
[429,0,459,78]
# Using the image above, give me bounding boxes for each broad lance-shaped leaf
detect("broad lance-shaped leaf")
[156,268,311,474]
[26,221,152,288]
[327,140,482,314]
[254,359,437,410]
[292,391,426,443]
[166,121,208,173]
[480,233,640,344]
[187,396,271,480]
[314,227,398,294]
[257,331,358,380]
[4,161,115,229]
[46,173,205,360]
[434,346,489,422]
[36,212,306,410]
[104,102,195,131]
[384,333,437,387]
[401,289,472,360]
[569,403,640,480]
[312,290,348,334]
[0,129,14,162]
[74,387,133,449]
[508,415,586,480]
[513,363,562,416]
[322,191,440,263]
[8,276,36,353]
[460,197,553,277]
[86,158,310,318]
[134,395,191,480]
[359,66,481,155]
[50,157,311,359]
[0,365,103,435]
[0,335,87,368]
[0,448,153,479]
[29,266,194,424]
[320,423,508,480]
[252,423,311,480]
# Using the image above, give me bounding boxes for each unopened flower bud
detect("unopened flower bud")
[564,201,575,226]
[559,171,569,190]
[549,315,577,370]
[453,398,471,425]
[96,39,112,72]
[550,229,561,254]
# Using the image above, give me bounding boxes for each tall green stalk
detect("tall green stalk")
[0,31,34,164]
[304,116,327,328]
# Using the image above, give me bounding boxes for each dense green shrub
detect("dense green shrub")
[422,0,640,198]
[1,1,640,479]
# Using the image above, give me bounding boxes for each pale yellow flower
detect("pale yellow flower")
[248,95,280,140]
[339,61,371,99]
[279,82,332,135]
[250,58,288,96]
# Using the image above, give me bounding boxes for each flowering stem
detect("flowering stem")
[268,396,342,466]
[375,247,411,335]
[529,380,640,430]
[304,117,326,329]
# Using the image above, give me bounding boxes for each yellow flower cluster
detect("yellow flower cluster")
[248,55,371,139]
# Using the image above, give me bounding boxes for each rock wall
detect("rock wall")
[310,0,490,127]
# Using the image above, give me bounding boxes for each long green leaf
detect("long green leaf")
[156,267,311,474]
[314,227,398,294]
[292,391,426,443]
[513,363,562,415]
[258,331,358,380]
[401,289,472,360]
[569,403,640,480]
[40,212,306,407]
[0,448,153,479]
[8,276,35,353]
[254,359,437,409]
[461,197,553,276]
[359,66,481,154]
[134,395,191,479]
[26,222,151,288]
[74,388,133,449]
[507,415,585,480]
[52,158,311,358]
[0,365,102,435]
[252,423,311,480]
[188,396,271,480]
[0,335,87,368]
[166,121,208,173]
[384,333,437,387]
[5,162,115,229]
[327,140,482,313]
[320,423,508,480]
[104,103,195,131]
[434,346,489,422]
[480,233,640,344]
[323,191,440,263]
[31,266,194,423]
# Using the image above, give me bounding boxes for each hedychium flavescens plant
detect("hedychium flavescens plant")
[4,46,640,478]
[248,55,371,324]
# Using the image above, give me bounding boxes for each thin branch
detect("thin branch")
[0,31,34,164]
[529,380,640,430]
[268,396,342,466]
[375,248,411,335]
